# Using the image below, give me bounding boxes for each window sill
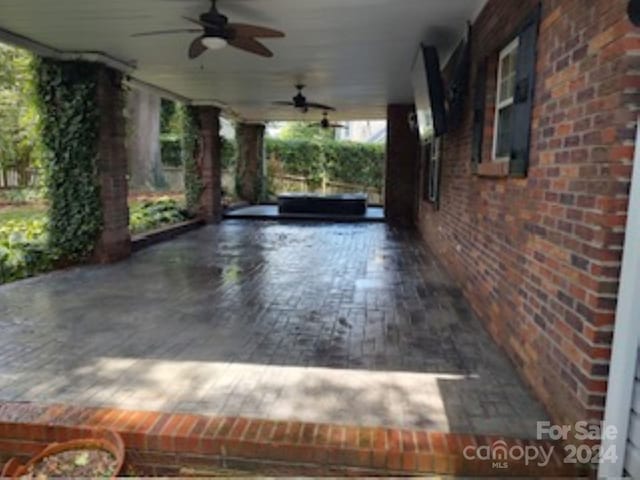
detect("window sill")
[476,161,510,178]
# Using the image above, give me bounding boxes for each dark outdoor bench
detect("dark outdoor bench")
[278,193,368,216]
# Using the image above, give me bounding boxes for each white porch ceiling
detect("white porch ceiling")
[0,0,485,121]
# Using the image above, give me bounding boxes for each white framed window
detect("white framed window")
[492,37,519,162]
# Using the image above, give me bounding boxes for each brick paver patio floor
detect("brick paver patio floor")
[0,221,548,437]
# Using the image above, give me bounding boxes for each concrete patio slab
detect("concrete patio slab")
[0,221,548,437]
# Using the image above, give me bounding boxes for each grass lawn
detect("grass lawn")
[0,193,188,234]
[0,193,186,224]
[0,203,48,224]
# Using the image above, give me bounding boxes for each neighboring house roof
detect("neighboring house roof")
[367,127,387,144]
[337,120,387,144]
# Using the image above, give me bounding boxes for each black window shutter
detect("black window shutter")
[509,5,541,177]
[471,58,487,171]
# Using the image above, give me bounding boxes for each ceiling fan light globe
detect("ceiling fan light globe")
[202,36,228,50]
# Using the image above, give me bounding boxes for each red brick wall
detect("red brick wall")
[0,403,579,477]
[418,0,639,427]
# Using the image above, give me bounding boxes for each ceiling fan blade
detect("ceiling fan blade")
[273,101,295,106]
[188,36,207,59]
[132,28,201,37]
[228,23,285,38]
[228,37,273,57]
[182,16,216,29]
[306,102,336,112]
[332,124,347,129]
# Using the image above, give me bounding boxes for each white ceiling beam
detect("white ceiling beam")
[0,27,137,74]
[124,77,190,105]
[0,26,247,119]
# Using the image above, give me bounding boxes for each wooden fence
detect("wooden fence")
[1,168,384,204]
[0,169,39,189]
[163,168,237,195]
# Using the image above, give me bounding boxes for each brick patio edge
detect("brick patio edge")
[0,402,585,477]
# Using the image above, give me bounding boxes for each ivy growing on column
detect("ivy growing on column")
[182,105,203,215]
[33,59,102,260]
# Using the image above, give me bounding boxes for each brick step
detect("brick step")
[0,402,585,477]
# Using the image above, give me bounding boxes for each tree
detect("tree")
[279,121,335,142]
[160,98,177,134]
[0,44,40,183]
[126,88,164,190]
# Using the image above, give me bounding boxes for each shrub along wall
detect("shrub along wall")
[129,198,188,234]
[266,138,384,189]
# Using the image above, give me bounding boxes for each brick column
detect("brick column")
[94,66,131,263]
[384,104,420,227]
[236,123,265,204]
[198,106,223,223]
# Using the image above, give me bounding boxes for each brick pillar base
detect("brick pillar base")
[198,106,222,223]
[94,66,131,263]
[236,123,265,204]
[385,104,420,228]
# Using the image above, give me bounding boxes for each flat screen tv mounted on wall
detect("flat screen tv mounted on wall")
[411,45,448,142]
[446,31,471,131]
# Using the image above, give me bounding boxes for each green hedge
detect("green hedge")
[266,138,384,189]
[323,141,385,189]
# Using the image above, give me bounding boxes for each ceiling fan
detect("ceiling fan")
[310,112,346,130]
[132,0,285,59]
[273,85,336,113]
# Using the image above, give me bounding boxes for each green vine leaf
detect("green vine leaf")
[182,105,204,215]
[33,59,103,261]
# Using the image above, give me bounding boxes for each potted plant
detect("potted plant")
[1,428,124,479]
